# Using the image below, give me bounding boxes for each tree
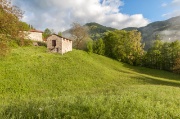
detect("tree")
[0,0,24,56]
[145,40,163,69]
[58,31,62,36]
[93,38,105,55]
[43,28,52,39]
[103,30,144,65]
[19,21,31,31]
[71,23,88,49]
[173,54,180,74]
[87,40,93,53]
[0,0,23,37]
[144,40,180,71]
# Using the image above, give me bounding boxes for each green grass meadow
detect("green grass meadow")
[0,46,180,118]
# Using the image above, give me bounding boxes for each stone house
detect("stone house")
[47,34,72,54]
[23,30,43,41]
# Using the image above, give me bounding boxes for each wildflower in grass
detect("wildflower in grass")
[39,107,43,111]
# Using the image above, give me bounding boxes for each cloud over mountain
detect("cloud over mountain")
[12,0,149,32]
[162,0,180,18]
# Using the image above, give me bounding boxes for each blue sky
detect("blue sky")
[12,0,180,32]
[121,0,173,22]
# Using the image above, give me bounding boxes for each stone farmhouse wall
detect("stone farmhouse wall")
[24,30,43,41]
[47,34,72,54]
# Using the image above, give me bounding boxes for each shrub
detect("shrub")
[87,41,93,53]
[0,41,10,57]
[0,35,10,57]
[37,41,47,47]
[173,56,180,74]
[14,38,33,46]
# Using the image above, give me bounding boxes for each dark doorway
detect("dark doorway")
[52,40,56,47]
[56,48,59,52]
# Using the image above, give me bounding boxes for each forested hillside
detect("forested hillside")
[85,22,116,40]
[123,16,180,49]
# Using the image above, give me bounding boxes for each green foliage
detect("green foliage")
[0,0,23,37]
[43,28,52,39]
[0,35,13,57]
[13,38,33,46]
[85,22,116,40]
[123,16,180,50]
[71,22,89,49]
[37,41,47,47]
[93,38,105,55]
[19,21,31,31]
[0,47,180,118]
[87,40,93,53]
[0,0,34,55]
[0,40,10,57]
[58,31,62,36]
[103,30,144,65]
[144,40,180,71]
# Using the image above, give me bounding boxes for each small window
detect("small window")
[52,40,56,47]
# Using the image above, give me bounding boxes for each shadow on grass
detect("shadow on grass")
[1,100,106,119]
[122,63,180,81]
[116,63,180,87]
[131,75,180,87]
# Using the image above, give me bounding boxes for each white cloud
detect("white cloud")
[162,0,180,18]
[161,3,167,7]
[12,0,149,32]
[162,10,180,18]
[172,0,180,5]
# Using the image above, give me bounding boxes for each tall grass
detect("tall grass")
[0,46,180,118]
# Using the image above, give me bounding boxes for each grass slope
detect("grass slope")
[0,47,180,118]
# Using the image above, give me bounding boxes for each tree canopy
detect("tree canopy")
[103,30,144,65]
[71,23,89,49]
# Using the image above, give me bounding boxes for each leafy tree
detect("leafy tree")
[127,30,144,65]
[43,28,52,39]
[93,38,105,55]
[0,0,24,56]
[145,40,163,69]
[0,0,23,37]
[87,41,93,53]
[145,40,180,71]
[19,21,31,31]
[103,31,119,58]
[173,55,180,74]
[71,22,89,49]
[103,30,144,65]
[58,31,62,36]
[0,35,10,57]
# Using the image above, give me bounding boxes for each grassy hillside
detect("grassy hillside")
[0,46,180,118]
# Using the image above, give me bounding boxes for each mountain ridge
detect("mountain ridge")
[62,16,180,49]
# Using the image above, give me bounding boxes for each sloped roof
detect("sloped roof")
[50,34,72,41]
[29,30,43,33]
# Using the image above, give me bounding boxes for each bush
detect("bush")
[37,41,47,47]
[87,41,93,53]
[14,38,33,46]
[0,35,11,57]
[173,56,180,74]
[0,41,10,57]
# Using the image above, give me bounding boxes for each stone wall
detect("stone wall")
[24,31,43,41]
[62,38,72,54]
[47,34,72,54]
[47,35,62,54]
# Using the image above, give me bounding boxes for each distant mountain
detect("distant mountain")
[62,22,116,40]
[123,16,180,49]
[63,16,180,50]
[122,27,138,31]
[85,22,116,40]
